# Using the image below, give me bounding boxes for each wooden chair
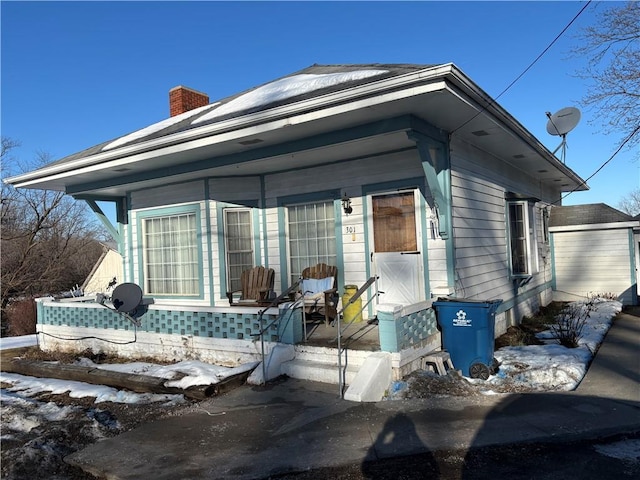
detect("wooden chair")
[300,263,338,325]
[226,266,275,304]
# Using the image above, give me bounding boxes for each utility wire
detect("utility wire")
[452,0,592,134]
[556,123,640,204]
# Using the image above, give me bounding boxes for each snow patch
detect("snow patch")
[192,70,388,125]
[102,103,217,151]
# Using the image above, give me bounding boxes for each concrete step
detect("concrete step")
[292,344,372,367]
[280,358,361,385]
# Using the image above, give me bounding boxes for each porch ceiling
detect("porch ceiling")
[8,68,586,198]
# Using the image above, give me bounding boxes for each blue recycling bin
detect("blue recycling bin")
[433,298,502,380]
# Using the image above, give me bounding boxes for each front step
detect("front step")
[280,344,374,385]
[280,358,361,385]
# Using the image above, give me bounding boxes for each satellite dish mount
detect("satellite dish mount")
[545,107,581,164]
[96,282,148,327]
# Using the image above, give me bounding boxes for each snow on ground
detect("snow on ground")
[1,373,185,405]
[482,298,621,393]
[1,359,259,405]
[390,298,623,397]
[0,298,630,479]
[72,358,259,389]
[0,299,623,402]
[0,334,38,349]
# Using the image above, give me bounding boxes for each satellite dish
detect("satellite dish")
[546,107,581,136]
[545,107,581,163]
[111,283,143,313]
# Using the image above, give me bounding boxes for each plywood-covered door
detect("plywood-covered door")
[370,191,424,305]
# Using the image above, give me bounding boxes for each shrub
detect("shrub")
[4,298,37,336]
[549,302,593,348]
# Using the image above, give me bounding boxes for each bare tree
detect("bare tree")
[571,2,640,153]
[617,188,640,217]
[1,138,108,327]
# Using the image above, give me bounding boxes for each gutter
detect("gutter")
[444,66,587,190]
[5,63,586,191]
[4,64,457,187]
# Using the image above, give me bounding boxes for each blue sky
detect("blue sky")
[1,1,637,209]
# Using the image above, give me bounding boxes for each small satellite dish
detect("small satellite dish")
[545,107,581,163]
[111,283,143,313]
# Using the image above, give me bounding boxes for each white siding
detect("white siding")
[553,228,633,303]
[83,249,124,294]
[263,150,424,206]
[450,139,556,322]
[263,149,430,308]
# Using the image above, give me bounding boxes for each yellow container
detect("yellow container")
[342,285,363,323]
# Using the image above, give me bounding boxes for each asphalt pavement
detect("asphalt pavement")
[66,311,640,480]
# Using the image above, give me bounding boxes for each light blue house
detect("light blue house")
[5,64,588,392]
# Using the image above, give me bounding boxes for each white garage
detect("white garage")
[550,204,639,305]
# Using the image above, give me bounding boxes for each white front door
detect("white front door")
[370,190,424,305]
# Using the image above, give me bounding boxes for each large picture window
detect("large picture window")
[142,212,199,295]
[224,208,254,293]
[287,201,336,284]
[508,201,538,276]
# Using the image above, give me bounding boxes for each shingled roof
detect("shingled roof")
[47,64,434,166]
[549,203,635,227]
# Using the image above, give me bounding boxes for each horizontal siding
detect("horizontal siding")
[263,149,423,206]
[131,181,205,209]
[208,177,261,204]
[449,139,554,316]
[553,229,633,299]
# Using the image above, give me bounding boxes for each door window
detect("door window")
[372,192,417,252]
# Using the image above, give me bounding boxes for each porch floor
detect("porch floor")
[301,315,380,351]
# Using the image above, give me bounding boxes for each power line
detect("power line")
[452,0,592,134]
[557,123,640,204]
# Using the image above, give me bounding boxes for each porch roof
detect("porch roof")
[5,63,587,198]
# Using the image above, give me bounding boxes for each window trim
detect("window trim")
[223,207,255,294]
[285,198,338,286]
[137,204,203,298]
[507,200,539,278]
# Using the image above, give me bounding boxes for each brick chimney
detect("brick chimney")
[169,86,209,117]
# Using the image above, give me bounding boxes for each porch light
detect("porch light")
[341,194,352,215]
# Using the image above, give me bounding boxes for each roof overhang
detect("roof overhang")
[550,221,639,232]
[5,64,587,198]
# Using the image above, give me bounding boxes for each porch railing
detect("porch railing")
[335,276,380,398]
[254,279,302,384]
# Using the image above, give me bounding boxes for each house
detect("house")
[4,63,588,394]
[550,203,639,305]
[81,242,124,295]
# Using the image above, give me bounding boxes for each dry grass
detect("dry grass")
[22,347,173,366]
[494,302,567,349]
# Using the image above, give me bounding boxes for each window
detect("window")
[142,212,199,295]
[287,201,336,284]
[507,201,538,276]
[372,192,418,252]
[224,208,254,292]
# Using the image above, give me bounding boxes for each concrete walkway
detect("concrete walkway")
[66,312,640,480]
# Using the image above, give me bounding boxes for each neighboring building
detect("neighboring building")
[550,204,639,305]
[82,243,124,295]
[4,64,588,389]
